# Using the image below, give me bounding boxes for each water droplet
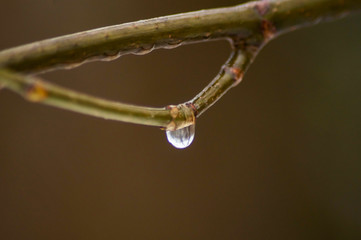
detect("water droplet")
[164,40,183,49]
[101,50,122,61]
[63,62,83,70]
[166,124,195,149]
[133,44,155,55]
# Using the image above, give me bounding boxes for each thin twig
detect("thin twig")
[0,69,185,129]
[0,0,360,130]
[191,42,258,116]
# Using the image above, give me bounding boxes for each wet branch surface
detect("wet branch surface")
[0,0,360,130]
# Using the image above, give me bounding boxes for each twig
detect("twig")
[0,0,360,130]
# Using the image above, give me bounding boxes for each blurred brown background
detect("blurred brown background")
[1,0,361,239]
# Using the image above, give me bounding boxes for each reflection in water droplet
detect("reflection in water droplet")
[166,124,195,149]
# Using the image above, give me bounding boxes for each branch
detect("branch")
[0,69,193,130]
[0,0,360,130]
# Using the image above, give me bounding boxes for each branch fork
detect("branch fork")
[0,0,360,130]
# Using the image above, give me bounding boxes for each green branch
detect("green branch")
[0,69,174,128]
[0,0,360,130]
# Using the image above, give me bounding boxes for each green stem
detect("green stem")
[0,0,360,129]
[191,43,257,116]
[0,69,171,127]
[0,0,359,74]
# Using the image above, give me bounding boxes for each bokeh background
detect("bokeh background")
[1,0,361,239]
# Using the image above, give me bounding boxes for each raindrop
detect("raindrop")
[101,50,122,61]
[133,44,155,55]
[63,61,84,70]
[164,39,183,49]
[166,124,195,149]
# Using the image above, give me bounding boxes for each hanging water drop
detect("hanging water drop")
[166,124,195,149]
